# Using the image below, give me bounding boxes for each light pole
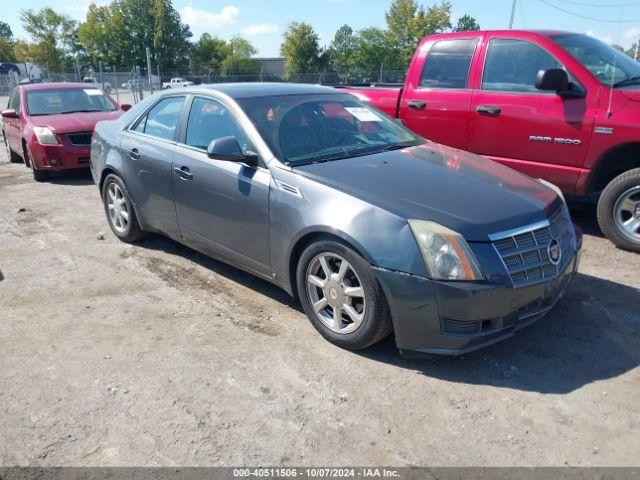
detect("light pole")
[509,0,517,29]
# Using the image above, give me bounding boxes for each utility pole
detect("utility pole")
[509,0,517,29]
[146,47,153,94]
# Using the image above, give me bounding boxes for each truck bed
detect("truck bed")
[335,85,402,118]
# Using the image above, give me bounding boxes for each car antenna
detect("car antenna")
[607,8,623,119]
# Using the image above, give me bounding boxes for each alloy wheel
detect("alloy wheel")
[613,186,640,242]
[305,252,366,334]
[106,182,130,234]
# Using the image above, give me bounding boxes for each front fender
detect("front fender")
[268,169,428,294]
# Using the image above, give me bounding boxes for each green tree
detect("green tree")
[219,36,260,75]
[328,25,356,72]
[0,20,16,61]
[453,14,480,32]
[20,7,78,70]
[189,33,229,72]
[78,0,191,70]
[280,21,321,74]
[352,27,395,72]
[385,0,451,66]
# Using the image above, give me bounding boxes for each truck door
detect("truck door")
[398,35,483,150]
[468,34,597,193]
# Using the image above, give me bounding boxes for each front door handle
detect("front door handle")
[174,166,193,180]
[476,105,501,116]
[129,148,140,159]
[407,100,427,110]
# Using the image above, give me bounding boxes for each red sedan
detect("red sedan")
[2,83,130,181]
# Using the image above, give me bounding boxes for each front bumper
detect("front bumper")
[375,228,582,356]
[30,143,91,171]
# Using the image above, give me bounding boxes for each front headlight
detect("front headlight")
[33,126,58,145]
[409,220,484,281]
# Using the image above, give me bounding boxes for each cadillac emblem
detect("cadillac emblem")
[548,239,562,266]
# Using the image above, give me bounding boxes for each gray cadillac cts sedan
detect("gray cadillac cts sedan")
[90,83,582,356]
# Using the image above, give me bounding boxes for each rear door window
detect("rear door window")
[482,38,561,93]
[8,89,21,114]
[133,96,185,141]
[420,39,478,89]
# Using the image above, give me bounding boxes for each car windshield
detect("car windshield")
[236,93,423,166]
[26,88,117,116]
[551,33,640,87]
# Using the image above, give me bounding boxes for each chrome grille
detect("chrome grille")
[492,208,575,287]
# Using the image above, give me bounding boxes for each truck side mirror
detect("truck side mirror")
[207,136,258,166]
[535,68,569,93]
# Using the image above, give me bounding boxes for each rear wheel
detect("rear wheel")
[296,239,393,350]
[3,134,21,163]
[597,168,640,253]
[101,174,146,242]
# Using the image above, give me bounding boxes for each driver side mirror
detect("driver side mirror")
[120,103,132,112]
[535,68,585,98]
[535,68,569,92]
[207,136,258,165]
[1,109,18,119]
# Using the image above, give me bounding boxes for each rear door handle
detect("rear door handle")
[129,148,140,159]
[174,166,193,180]
[407,100,427,110]
[476,105,501,116]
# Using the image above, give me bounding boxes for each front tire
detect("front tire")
[296,239,393,350]
[101,174,146,242]
[597,168,640,253]
[24,147,49,182]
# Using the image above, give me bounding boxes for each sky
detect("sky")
[5,0,640,57]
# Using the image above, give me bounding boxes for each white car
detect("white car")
[83,77,112,94]
[162,77,194,89]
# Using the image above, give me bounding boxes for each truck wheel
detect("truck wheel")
[296,239,393,350]
[101,174,146,243]
[3,134,21,163]
[597,168,640,253]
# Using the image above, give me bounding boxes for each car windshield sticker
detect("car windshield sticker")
[83,89,102,96]
[345,107,382,122]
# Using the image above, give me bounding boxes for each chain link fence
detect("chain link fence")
[1,65,407,103]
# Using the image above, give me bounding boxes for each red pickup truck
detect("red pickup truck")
[344,30,640,252]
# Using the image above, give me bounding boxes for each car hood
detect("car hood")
[294,143,562,242]
[29,110,123,133]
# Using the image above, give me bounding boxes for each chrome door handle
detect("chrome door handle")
[174,166,193,180]
[476,105,501,116]
[407,100,427,110]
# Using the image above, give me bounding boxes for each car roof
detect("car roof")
[181,82,339,99]
[20,82,99,92]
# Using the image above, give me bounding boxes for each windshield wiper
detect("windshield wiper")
[58,109,107,114]
[613,75,640,88]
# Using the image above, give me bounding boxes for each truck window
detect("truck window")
[482,38,560,93]
[420,39,477,89]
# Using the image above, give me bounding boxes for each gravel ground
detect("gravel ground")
[0,137,639,467]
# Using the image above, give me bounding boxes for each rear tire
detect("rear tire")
[597,168,640,253]
[296,239,393,350]
[3,134,21,163]
[101,174,146,243]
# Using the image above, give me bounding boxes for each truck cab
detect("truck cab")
[346,30,640,252]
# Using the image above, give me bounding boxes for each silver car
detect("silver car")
[90,83,580,356]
